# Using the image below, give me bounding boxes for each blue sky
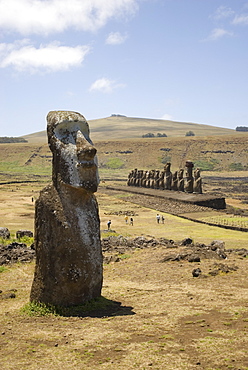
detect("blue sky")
[0,0,248,137]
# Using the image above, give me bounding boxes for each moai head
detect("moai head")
[164,162,171,173]
[185,160,194,177]
[194,168,201,180]
[172,170,178,180]
[47,111,99,193]
[178,169,184,179]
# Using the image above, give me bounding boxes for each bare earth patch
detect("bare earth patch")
[0,244,248,370]
[0,179,248,370]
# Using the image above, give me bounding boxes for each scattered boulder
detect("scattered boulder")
[16,230,33,239]
[0,242,35,265]
[188,255,201,263]
[192,268,201,277]
[226,248,248,258]
[0,227,10,239]
[101,236,175,254]
[208,263,239,276]
[180,238,193,246]
[0,290,16,299]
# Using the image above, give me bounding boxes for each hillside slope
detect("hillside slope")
[1,134,247,177]
[22,116,236,143]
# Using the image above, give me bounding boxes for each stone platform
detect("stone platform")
[106,185,226,210]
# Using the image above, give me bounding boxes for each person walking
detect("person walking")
[130,217,133,226]
[107,220,111,230]
[124,215,128,224]
[161,215,164,224]
[156,214,160,224]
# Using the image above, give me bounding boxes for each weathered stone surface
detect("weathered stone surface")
[30,111,103,307]
[0,242,35,265]
[0,227,10,239]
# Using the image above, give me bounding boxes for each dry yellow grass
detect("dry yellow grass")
[23,115,238,143]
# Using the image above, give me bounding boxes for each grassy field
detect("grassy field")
[0,121,248,369]
[0,181,248,369]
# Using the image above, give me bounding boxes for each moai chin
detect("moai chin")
[30,111,103,306]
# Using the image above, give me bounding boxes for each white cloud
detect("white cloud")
[0,40,90,73]
[232,14,248,25]
[161,113,173,121]
[211,6,235,20]
[89,77,125,93]
[203,28,234,41]
[105,32,128,45]
[0,0,138,35]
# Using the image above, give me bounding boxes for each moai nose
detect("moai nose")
[76,130,97,160]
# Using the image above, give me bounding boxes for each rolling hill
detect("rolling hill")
[22,115,237,143]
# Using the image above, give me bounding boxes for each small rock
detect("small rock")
[188,256,201,262]
[180,238,193,246]
[192,268,201,277]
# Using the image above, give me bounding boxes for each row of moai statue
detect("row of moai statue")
[127,161,202,194]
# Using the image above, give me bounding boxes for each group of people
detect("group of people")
[124,215,134,225]
[107,213,167,230]
[106,216,134,230]
[156,214,164,224]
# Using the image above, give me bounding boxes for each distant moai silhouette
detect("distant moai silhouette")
[154,170,160,189]
[184,160,194,193]
[158,170,165,190]
[164,162,172,190]
[171,170,178,191]
[193,168,202,194]
[178,169,184,192]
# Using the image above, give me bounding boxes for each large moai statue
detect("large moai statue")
[149,170,156,189]
[193,168,203,194]
[153,170,160,189]
[137,170,144,187]
[184,160,194,193]
[127,169,134,186]
[171,170,178,191]
[135,170,143,187]
[141,170,147,187]
[158,170,165,190]
[178,169,184,192]
[132,168,138,186]
[164,162,172,190]
[144,170,151,188]
[30,111,103,307]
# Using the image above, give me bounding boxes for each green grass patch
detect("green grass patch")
[194,158,219,171]
[229,162,247,171]
[21,296,116,317]
[0,236,34,247]
[118,253,131,260]
[101,231,120,238]
[0,161,51,176]
[0,266,8,273]
[104,157,125,170]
